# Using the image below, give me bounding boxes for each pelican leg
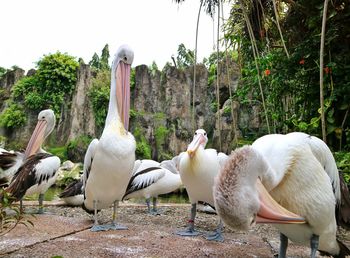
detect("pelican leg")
[146,198,152,213]
[37,193,44,214]
[107,201,127,230]
[310,234,319,258]
[176,203,201,236]
[278,233,288,258]
[150,197,161,215]
[91,200,108,232]
[19,199,24,213]
[206,219,224,242]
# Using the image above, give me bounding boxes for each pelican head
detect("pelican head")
[213,146,305,231]
[111,44,134,131]
[187,129,208,158]
[24,109,56,158]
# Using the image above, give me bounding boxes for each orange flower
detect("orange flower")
[299,59,305,65]
[324,67,332,74]
[264,69,271,76]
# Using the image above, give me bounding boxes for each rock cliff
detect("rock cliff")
[0,62,262,161]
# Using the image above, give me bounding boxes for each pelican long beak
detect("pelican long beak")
[256,180,305,224]
[116,61,131,131]
[24,119,47,158]
[187,134,206,158]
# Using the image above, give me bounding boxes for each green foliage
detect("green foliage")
[0,67,6,79]
[88,70,110,129]
[100,44,110,70]
[155,126,169,147]
[89,53,100,70]
[0,103,26,129]
[66,135,93,162]
[176,43,194,69]
[11,52,79,115]
[148,61,159,77]
[133,127,151,159]
[334,151,350,183]
[89,44,110,71]
[223,0,350,150]
[0,188,34,236]
[47,146,68,161]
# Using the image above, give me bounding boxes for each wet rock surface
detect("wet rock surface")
[0,202,348,257]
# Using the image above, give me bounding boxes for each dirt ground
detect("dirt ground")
[0,201,348,258]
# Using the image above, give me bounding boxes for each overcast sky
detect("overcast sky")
[0,0,230,72]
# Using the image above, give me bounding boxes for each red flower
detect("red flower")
[324,67,332,74]
[264,69,271,76]
[299,59,305,65]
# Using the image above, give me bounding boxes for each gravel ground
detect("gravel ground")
[2,201,349,257]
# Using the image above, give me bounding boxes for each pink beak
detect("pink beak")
[115,61,131,131]
[255,180,305,224]
[24,120,47,158]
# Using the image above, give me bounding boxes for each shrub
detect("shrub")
[0,103,26,129]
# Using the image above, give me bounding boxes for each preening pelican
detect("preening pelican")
[213,132,350,257]
[59,178,84,206]
[0,148,24,187]
[5,109,61,213]
[176,129,228,242]
[82,45,136,231]
[122,158,182,215]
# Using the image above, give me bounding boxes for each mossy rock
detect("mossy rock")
[56,161,83,187]
[66,135,93,162]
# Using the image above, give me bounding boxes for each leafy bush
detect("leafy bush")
[11,52,79,115]
[0,103,26,129]
[88,70,110,129]
[66,135,93,162]
[334,151,350,184]
[0,188,34,236]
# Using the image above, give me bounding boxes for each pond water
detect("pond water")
[24,187,190,204]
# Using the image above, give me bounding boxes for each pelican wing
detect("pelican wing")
[218,152,228,169]
[82,139,99,193]
[59,178,83,198]
[160,160,179,174]
[123,166,165,199]
[0,150,24,182]
[7,153,59,200]
[307,135,341,202]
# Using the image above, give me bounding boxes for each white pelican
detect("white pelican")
[122,158,182,215]
[213,132,350,257]
[82,45,136,232]
[176,129,228,242]
[0,148,24,186]
[5,109,61,213]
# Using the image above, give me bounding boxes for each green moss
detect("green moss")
[155,125,169,147]
[47,146,67,161]
[133,126,152,159]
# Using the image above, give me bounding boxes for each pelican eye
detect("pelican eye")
[195,132,197,135]
[123,56,127,61]
[204,132,207,136]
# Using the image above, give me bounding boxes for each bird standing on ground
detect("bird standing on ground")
[122,158,182,215]
[82,45,136,231]
[176,129,228,242]
[213,132,350,257]
[5,109,61,214]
